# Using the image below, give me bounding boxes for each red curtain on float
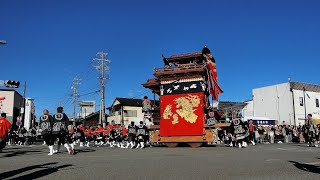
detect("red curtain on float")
[207,62,223,101]
[160,92,205,136]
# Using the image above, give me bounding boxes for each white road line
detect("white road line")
[305,161,320,165]
[266,159,281,162]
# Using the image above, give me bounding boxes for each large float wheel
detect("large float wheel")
[188,143,203,148]
[165,143,179,148]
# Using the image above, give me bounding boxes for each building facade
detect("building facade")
[0,89,24,127]
[24,98,35,130]
[107,98,149,127]
[243,82,320,126]
[78,101,95,118]
[79,111,108,127]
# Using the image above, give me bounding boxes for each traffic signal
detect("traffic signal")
[0,40,6,45]
[4,80,20,88]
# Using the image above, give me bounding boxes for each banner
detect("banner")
[160,81,205,96]
[160,92,205,136]
[252,120,276,125]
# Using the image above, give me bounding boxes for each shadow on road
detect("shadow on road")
[289,160,320,174]
[0,150,43,158]
[290,144,311,147]
[0,162,72,180]
[73,148,96,155]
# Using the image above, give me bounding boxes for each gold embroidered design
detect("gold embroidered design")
[163,104,173,119]
[163,95,201,124]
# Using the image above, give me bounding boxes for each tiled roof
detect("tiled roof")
[107,97,160,109]
[290,82,320,92]
[116,98,143,107]
[78,111,108,121]
[167,52,203,61]
[142,78,160,87]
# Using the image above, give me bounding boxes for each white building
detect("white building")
[78,101,95,118]
[243,82,320,126]
[107,98,159,127]
[107,98,145,127]
[24,98,35,130]
[0,89,24,126]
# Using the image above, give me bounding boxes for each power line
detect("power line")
[79,90,100,97]
[130,90,150,99]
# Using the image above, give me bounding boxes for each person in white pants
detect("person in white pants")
[126,121,136,149]
[39,109,55,155]
[52,107,73,155]
[135,121,147,149]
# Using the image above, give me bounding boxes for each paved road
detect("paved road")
[0,143,319,180]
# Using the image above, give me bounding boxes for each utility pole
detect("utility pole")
[71,77,81,125]
[21,81,27,128]
[303,87,307,120]
[94,51,111,128]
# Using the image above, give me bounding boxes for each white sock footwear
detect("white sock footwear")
[238,143,242,148]
[70,143,75,151]
[54,145,60,153]
[136,143,140,149]
[64,143,69,149]
[80,142,84,147]
[140,142,144,149]
[251,141,255,146]
[48,146,54,155]
[242,141,247,148]
[64,144,73,155]
[86,142,90,147]
[130,142,134,149]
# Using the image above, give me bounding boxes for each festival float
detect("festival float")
[142,46,229,148]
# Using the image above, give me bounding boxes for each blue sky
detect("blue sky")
[1,0,319,118]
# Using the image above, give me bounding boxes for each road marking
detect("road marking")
[305,161,320,165]
[266,159,281,162]
[277,148,290,150]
